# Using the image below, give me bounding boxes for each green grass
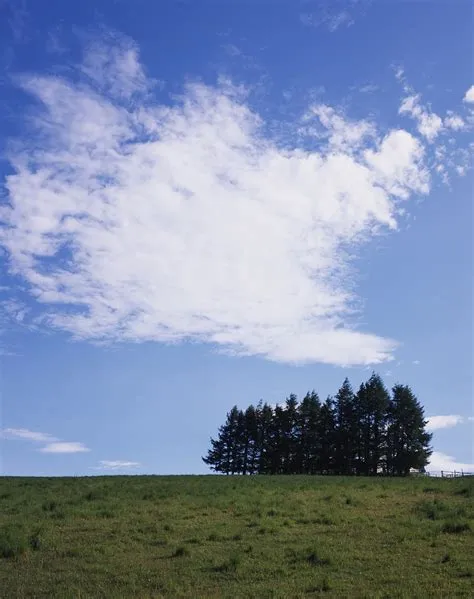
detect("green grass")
[0,475,473,598]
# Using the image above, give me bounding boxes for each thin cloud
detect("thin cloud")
[1,427,89,454]
[0,34,469,366]
[300,10,354,33]
[96,460,141,470]
[426,415,465,431]
[1,427,56,443]
[40,442,90,454]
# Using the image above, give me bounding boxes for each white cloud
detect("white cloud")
[0,36,466,366]
[428,451,474,473]
[426,415,464,431]
[412,360,420,365]
[80,33,151,100]
[300,11,355,32]
[96,460,141,470]
[444,112,465,131]
[463,85,474,103]
[358,84,379,94]
[399,94,443,142]
[1,428,56,443]
[40,442,90,454]
[1,427,89,454]
[303,104,376,153]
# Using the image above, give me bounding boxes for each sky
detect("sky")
[0,0,472,476]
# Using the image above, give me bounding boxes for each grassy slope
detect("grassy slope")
[0,475,473,598]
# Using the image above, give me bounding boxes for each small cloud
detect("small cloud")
[222,44,242,58]
[40,442,90,454]
[96,460,141,470]
[399,94,443,142]
[301,10,354,32]
[412,360,420,365]
[426,415,464,431]
[463,85,474,103]
[2,427,89,454]
[444,112,465,131]
[428,451,474,473]
[358,83,379,94]
[1,428,56,443]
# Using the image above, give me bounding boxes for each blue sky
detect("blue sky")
[0,0,472,476]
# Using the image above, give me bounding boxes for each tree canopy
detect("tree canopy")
[203,373,432,476]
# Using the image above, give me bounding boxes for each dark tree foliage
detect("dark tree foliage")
[203,374,432,476]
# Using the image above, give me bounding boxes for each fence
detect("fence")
[425,470,474,478]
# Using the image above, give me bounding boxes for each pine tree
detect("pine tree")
[387,384,433,475]
[318,397,336,473]
[295,391,317,473]
[355,374,390,475]
[281,394,299,474]
[334,378,357,475]
[243,405,259,474]
[202,406,240,474]
[256,401,274,474]
[204,374,431,477]
[269,404,286,474]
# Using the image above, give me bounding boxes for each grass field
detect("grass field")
[0,475,473,598]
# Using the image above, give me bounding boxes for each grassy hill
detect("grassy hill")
[0,475,473,598]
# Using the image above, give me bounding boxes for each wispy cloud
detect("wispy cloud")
[399,94,443,142]
[301,10,354,33]
[426,415,465,431]
[1,428,56,443]
[95,460,141,470]
[1,427,89,453]
[300,0,371,33]
[40,442,90,454]
[0,34,469,366]
[0,0,29,42]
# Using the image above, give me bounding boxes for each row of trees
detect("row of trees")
[203,374,432,476]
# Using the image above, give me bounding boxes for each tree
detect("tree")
[256,401,274,474]
[203,374,431,477]
[202,406,241,474]
[243,405,259,475]
[386,384,432,476]
[355,374,390,475]
[334,378,357,475]
[295,391,321,474]
[280,394,299,474]
[317,397,336,474]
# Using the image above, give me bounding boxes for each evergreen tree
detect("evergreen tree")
[281,394,299,474]
[295,391,320,474]
[203,374,431,477]
[355,374,390,475]
[317,397,336,473]
[202,406,240,474]
[334,378,357,475]
[386,384,432,475]
[269,404,286,474]
[243,404,259,474]
[256,401,274,474]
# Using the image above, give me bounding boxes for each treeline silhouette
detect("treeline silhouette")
[203,373,432,476]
